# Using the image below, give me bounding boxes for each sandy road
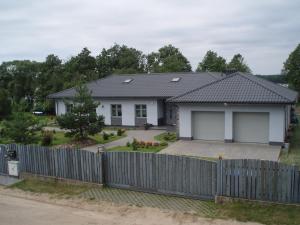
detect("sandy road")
[0,189,261,225]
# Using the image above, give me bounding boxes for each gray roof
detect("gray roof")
[168,72,298,104]
[48,72,220,99]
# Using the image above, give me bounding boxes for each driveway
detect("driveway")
[160,140,281,161]
[83,130,165,152]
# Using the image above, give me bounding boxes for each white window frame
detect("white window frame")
[135,104,147,118]
[111,104,122,117]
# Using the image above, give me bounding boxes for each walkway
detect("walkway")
[82,130,165,152]
[160,140,281,161]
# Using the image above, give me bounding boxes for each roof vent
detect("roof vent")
[123,78,133,84]
[171,77,181,82]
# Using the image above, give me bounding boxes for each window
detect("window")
[66,104,73,113]
[111,104,122,117]
[135,105,147,118]
[169,108,173,119]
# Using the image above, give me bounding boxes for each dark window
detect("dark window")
[135,104,147,118]
[169,108,173,119]
[66,104,73,113]
[111,104,122,117]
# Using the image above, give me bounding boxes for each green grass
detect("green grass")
[280,119,300,166]
[107,145,166,153]
[91,133,126,144]
[9,178,92,196]
[154,132,177,142]
[216,201,300,225]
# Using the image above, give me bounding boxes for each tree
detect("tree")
[283,43,300,92]
[146,45,192,73]
[35,54,64,113]
[0,88,11,119]
[96,44,146,77]
[2,104,41,143]
[64,47,98,87]
[56,83,104,140]
[196,50,226,72]
[227,54,251,73]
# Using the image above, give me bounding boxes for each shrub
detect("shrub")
[144,123,153,130]
[163,132,177,142]
[153,142,160,147]
[117,128,126,136]
[109,132,114,136]
[103,132,109,140]
[160,141,168,147]
[146,142,153,147]
[132,138,139,151]
[139,141,146,148]
[126,141,131,147]
[41,131,53,146]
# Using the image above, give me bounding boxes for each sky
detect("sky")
[0,0,299,74]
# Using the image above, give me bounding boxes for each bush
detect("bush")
[160,141,168,147]
[41,131,53,146]
[146,142,153,147]
[132,138,139,151]
[117,128,126,136]
[163,132,177,142]
[126,141,131,147]
[139,141,145,148]
[109,132,114,136]
[153,142,160,147]
[103,132,109,140]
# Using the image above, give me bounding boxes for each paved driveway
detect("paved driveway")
[83,130,165,152]
[160,140,281,161]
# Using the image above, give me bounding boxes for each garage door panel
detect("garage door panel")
[233,112,269,143]
[192,111,225,141]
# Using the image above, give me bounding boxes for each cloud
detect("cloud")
[0,0,299,74]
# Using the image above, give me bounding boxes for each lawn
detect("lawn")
[216,201,300,225]
[107,145,166,153]
[1,130,126,147]
[10,178,92,196]
[154,132,177,142]
[280,117,300,166]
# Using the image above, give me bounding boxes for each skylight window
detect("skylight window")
[171,77,181,82]
[123,78,133,84]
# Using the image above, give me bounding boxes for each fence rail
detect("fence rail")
[0,144,299,204]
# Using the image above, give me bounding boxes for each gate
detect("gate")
[0,145,8,175]
[103,152,217,199]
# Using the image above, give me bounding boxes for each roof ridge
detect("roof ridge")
[168,72,238,101]
[238,72,292,102]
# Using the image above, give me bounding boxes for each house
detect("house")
[48,72,298,146]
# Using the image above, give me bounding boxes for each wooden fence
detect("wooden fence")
[0,144,300,204]
[217,159,300,204]
[0,145,8,175]
[104,152,217,199]
[9,145,103,184]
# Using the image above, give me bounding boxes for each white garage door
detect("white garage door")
[233,112,269,144]
[192,111,225,141]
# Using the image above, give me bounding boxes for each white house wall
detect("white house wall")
[55,100,67,116]
[178,104,286,144]
[96,99,159,126]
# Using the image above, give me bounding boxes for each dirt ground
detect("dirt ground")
[0,187,261,225]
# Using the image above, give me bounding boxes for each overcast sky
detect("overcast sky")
[0,0,299,74]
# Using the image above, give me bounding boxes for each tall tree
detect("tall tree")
[283,43,300,92]
[64,47,97,87]
[227,54,251,73]
[96,44,146,77]
[0,88,11,119]
[57,83,104,140]
[146,45,192,73]
[196,50,226,72]
[35,54,64,113]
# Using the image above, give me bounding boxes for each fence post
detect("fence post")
[216,159,223,196]
[100,152,106,185]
